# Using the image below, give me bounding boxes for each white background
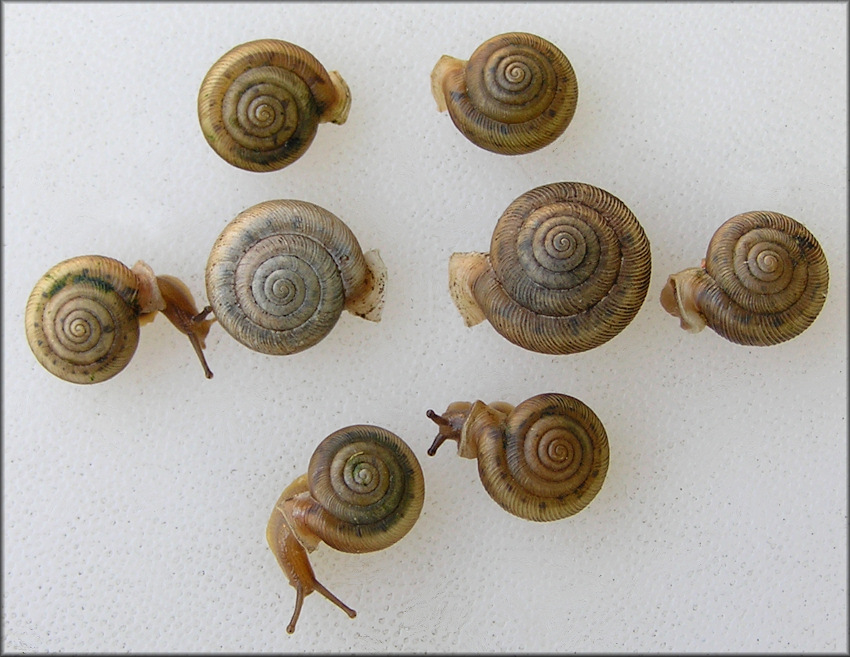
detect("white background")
[3,2,847,653]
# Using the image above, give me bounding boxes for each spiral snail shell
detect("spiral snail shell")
[25,255,215,384]
[198,39,351,172]
[205,200,386,356]
[449,182,651,354]
[660,211,829,346]
[267,424,424,633]
[431,32,578,155]
[427,393,608,522]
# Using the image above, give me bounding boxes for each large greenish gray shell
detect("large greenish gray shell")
[476,393,609,522]
[198,39,350,172]
[470,182,652,354]
[25,256,142,384]
[433,32,578,155]
[306,425,425,553]
[205,200,373,355]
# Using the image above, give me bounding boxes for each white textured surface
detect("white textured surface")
[3,3,847,653]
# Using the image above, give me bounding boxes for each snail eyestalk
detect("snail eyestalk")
[426,410,458,456]
[286,578,356,635]
[156,275,216,379]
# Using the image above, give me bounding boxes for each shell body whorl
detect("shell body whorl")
[302,425,425,554]
[431,32,578,154]
[205,200,383,356]
[450,182,651,354]
[198,39,350,172]
[25,256,142,384]
[428,393,608,522]
[661,211,829,345]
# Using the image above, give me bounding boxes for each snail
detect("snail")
[449,182,652,354]
[267,424,425,633]
[25,255,214,384]
[205,200,386,355]
[426,393,608,522]
[430,32,578,155]
[660,211,829,346]
[198,39,351,172]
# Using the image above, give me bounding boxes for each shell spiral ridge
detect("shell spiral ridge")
[662,211,829,345]
[205,200,376,355]
[305,425,425,553]
[198,39,350,171]
[470,394,608,522]
[25,256,142,384]
[461,182,651,354]
[433,32,578,154]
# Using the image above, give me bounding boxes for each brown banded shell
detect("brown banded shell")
[449,182,652,354]
[267,425,424,633]
[660,211,829,345]
[427,393,609,522]
[198,39,351,172]
[205,200,385,356]
[431,32,578,154]
[25,256,143,384]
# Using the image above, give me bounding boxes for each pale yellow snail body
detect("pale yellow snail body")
[431,32,578,155]
[198,39,351,172]
[205,200,386,356]
[267,425,425,633]
[660,211,829,345]
[427,393,608,522]
[25,256,214,384]
[450,182,652,354]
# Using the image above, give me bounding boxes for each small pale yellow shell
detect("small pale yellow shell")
[25,256,215,384]
[25,256,144,384]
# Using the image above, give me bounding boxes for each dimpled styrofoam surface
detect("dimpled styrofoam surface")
[2,3,847,653]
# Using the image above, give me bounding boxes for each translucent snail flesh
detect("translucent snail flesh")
[427,393,608,521]
[449,182,651,354]
[205,200,386,356]
[660,211,829,345]
[431,32,578,155]
[267,424,425,633]
[198,39,351,172]
[25,255,214,384]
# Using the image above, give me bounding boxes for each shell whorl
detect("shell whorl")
[205,200,383,356]
[451,182,651,354]
[661,211,829,345]
[432,32,578,154]
[198,39,350,172]
[302,425,425,553]
[25,256,142,384]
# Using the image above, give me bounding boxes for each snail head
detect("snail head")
[659,268,708,334]
[426,403,472,456]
